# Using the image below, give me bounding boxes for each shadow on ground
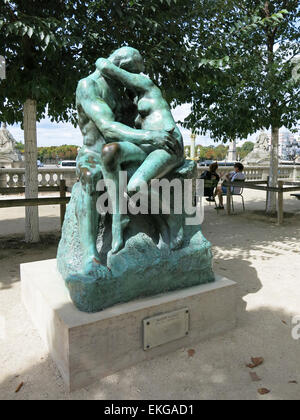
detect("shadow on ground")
[0,233,60,290]
[0,215,61,238]
[0,302,299,400]
[0,193,300,399]
[0,244,299,400]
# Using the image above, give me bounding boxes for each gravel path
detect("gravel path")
[0,189,300,400]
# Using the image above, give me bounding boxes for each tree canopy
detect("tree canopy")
[182,0,300,141]
[0,0,196,126]
[184,144,229,161]
[0,0,82,125]
[1,0,298,135]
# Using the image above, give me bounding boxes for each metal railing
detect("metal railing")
[0,179,69,227]
[223,179,300,224]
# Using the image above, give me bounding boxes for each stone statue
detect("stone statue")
[242,131,270,165]
[57,47,214,312]
[253,132,269,153]
[0,123,21,168]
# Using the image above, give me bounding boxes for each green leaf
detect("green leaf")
[27,27,33,38]
[44,34,50,46]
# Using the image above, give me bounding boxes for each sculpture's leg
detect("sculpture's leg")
[127,149,184,250]
[165,213,184,250]
[76,151,103,276]
[101,142,146,254]
[151,214,170,250]
[76,183,101,275]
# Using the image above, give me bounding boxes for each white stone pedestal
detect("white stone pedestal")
[21,259,237,392]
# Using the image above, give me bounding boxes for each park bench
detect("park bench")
[0,179,70,226]
[223,179,300,224]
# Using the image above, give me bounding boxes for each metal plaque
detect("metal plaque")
[143,308,189,350]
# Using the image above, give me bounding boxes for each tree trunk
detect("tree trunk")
[266,126,279,214]
[24,99,40,242]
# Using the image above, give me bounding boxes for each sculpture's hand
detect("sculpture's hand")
[77,155,102,194]
[96,57,111,73]
[147,130,181,155]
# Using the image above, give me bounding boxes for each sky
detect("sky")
[6,103,258,148]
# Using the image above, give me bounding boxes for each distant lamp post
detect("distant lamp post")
[227,139,237,162]
[190,132,196,160]
[0,56,6,80]
[196,145,201,160]
[184,145,190,158]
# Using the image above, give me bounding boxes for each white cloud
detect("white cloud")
[7,117,82,147]
[171,104,216,146]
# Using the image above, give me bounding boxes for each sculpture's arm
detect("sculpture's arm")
[77,78,153,145]
[77,79,176,153]
[96,58,153,92]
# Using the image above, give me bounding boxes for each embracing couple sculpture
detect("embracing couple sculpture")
[57,46,214,312]
[75,46,184,274]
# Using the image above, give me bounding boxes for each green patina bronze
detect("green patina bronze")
[57,46,214,313]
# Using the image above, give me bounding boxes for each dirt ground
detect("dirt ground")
[0,190,300,400]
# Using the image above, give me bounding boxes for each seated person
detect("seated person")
[215,162,245,209]
[200,162,220,202]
